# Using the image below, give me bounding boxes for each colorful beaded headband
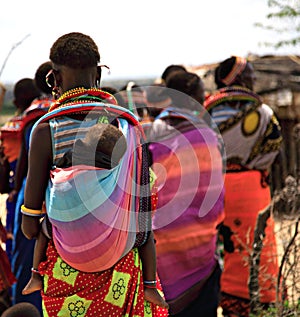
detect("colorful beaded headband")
[221,56,247,86]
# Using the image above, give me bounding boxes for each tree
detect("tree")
[255,0,300,48]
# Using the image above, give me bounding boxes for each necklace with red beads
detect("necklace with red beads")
[49,87,117,112]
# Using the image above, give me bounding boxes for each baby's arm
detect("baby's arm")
[32,227,49,271]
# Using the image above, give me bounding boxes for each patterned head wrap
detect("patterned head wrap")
[221,56,247,86]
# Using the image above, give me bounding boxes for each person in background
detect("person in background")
[9,62,54,314]
[145,84,172,119]
[0,220,16,315]
[8,62,54,203]
[160,64,187,85]
[142,83,173,137]
[147,70,225,316]
[0,78,41,262]
[21,32,168,317]
[204,55,283,317]
[118,82,150,121]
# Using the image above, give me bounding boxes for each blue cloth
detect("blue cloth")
[11,177,42,314]
[10,122,43,315]
[5,160,17,263]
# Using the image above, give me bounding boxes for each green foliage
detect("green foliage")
[1,101,14,115]
[249,301,300,316]
[257,0,300,48]
[267,0,300,18]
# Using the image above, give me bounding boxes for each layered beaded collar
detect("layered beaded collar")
[48,87,118,112]
[204,86,262,112]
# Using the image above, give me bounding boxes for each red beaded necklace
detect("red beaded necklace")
[48,87,118,112]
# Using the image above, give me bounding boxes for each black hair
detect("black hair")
[166,71,200,96]
[34,61,52,94]
[85,123,127,167]
[13,78,41,110]
[145,83,171,118]
[49,32,100,68]
[214,56,236,88]
[161,64,187,82]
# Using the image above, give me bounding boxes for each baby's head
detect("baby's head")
[81,123,127,169]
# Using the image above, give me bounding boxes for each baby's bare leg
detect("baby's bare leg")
[22,230,48,295]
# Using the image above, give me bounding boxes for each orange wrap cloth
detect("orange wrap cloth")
[221,170,278,303]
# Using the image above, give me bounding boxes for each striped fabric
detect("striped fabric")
[49,117,100,163]
[207,104,239,126]
[148,108,225,301]
[204,87,282,171]
[34,104,148,273]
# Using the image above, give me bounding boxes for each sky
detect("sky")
[0,0,299,84]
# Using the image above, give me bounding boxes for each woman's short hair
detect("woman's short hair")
[49,32,100,68]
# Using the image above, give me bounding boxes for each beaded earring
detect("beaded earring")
[46,69,61,99]
[52,86,61,100]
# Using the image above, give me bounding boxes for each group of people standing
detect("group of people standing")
[0,32,282,317]
[0,61,54,315]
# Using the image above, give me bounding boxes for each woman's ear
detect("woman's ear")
[54,70,62,88]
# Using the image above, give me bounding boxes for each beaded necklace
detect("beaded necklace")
[204,86,262,112]
[204,86,263,133]
[48,87,118,112]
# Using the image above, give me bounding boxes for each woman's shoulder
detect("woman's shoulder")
[30,122,51,152]
[32,121,50,136]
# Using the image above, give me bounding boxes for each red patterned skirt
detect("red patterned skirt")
[39,241,168,317]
